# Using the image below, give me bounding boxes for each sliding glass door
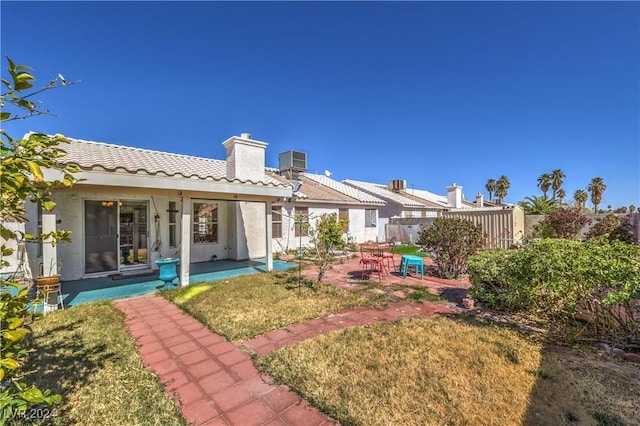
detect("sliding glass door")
[84,199,149,274]
[119,201,149,269]
[84,200,119,274]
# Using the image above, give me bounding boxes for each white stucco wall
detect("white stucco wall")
[271,204,382,252]
[230,202,267,260]
[0,221,26,275]
[35,190,184,281]
[189,199,229,263]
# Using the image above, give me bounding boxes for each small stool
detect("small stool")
[35,281,64,315]
[400,255,424,279]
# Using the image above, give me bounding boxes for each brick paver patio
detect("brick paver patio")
[116,295,333,426]
[116,253,469,425]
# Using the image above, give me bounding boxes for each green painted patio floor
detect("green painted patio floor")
[58,258,296,307]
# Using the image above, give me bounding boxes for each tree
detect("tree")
[551,169,565,199]
[587,177,607,214]
[1,57,78,418]
[307,213,346,285]
[485,179,497,201]
[556,188,566,205]
[537,173,552,198]
[519,195,558,215]
[495,175,510,204]
[630,205,636,214]
[573,189,588,210]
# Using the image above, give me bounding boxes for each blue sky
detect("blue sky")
[2,1,638,208]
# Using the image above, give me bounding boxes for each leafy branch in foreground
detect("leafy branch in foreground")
[1,56,79,421]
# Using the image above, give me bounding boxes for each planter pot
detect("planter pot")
[155,258,179,286]
[37,275,61,287]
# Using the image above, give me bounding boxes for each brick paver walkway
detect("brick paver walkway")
[115,295,333,426]
[243,301,454,355]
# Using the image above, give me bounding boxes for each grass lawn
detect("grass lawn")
[21,302,187,426]
[161,270,373,342]
[258,315,639,426]
[394,244,430,257]
[16,272,637,426]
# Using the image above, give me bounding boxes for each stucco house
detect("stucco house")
[343,179,509,242]
[265,166,386,252]
[24,133,292,285]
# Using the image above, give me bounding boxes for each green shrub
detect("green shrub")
[586,214,635,244]
[417,218,485,279]
[468,238,640,343]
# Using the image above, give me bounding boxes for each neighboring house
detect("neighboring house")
[343,179,447,241]
[343,179,513,242]
[24,133,292,284]
[266,158,385,252]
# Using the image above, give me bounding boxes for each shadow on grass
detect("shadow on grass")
[23,319,117,398]
[447,311,638,425]
[438,287,469,307]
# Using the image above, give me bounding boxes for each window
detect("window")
[193,202,218,243]
[339,208,349,232]
[365,209,377,228]
[168,201,177,248]
[294,207,309,237]
[272,207,282,238]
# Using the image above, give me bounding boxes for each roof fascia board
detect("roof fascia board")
[279,199,384,206]
[46,169,292,198]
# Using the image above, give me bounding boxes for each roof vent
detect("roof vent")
[388,179,407,192]
[240,133,251,139]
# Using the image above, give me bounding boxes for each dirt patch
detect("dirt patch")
[524,344,640,425]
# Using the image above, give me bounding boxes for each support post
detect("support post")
[265,201,273,271]
[179,197,191,286]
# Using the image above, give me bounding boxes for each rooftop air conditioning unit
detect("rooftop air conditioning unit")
[279,150,307,172]
[388,179,407,192]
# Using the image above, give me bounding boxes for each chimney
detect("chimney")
[475,192,484,207]
[222,133,267,181]
[447,183,463,209]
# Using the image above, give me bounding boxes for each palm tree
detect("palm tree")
[587,177,606,213]
[556,188,566,205]
[519,195,558,215]
[537,173,552,198]
[551,169,565,200]
[485,179,497,201]
[495,175,510,204]
[574,189,588,210]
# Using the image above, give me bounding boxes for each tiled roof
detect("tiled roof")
[343,179,428,208]
[301,173,385,205]
[60,137,287,187]
[409,188,450,208]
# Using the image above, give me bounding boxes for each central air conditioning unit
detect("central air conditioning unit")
[388,179,407,192]
[279,151,307,179]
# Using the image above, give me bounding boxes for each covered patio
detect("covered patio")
[46,258,296,308]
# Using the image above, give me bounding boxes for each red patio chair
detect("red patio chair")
[359,244,385,282]
[377,236,397,273]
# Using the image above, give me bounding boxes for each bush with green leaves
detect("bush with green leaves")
[1,57,77,420]
[468,238,640,343]
[416,218,485,279]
